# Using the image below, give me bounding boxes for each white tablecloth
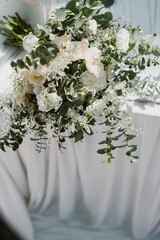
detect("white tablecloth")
[0,0,160,240]
[0,102,160,240]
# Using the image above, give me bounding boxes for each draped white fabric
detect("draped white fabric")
[0,0,160,240]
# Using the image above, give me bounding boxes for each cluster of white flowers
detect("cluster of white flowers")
[37,89,62,112]
[116,28,130,52]
[2,0,158,159]
[16,26,131,114]
[86,19,97,34]
[86,98,106,118]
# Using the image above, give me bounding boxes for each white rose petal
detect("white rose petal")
[37,90,62,112]
[116,28,130,52]
[87,19,97,34]
[81,70,107,91]
[26,68,46,86]
[49,51,72,76]
[66,39,89,60]
[86,99,106,117]
[33,86,44,95]
[85,47,104,78]
[22,33,38,52]
[53,33,72,49]
[15,96,25,106]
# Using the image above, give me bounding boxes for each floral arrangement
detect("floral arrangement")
[0,0,160,163]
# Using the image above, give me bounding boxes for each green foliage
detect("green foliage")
[50,0,113,38]
[93,12,113,29]
[0,13,32,47]
[0,0,159,165]
[102,0,115,7]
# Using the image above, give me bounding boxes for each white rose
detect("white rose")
[26,67,46,86]
[86,99,106,117]
[81,70,107,91]
[116,28,130,52]
[49,51,72,76]
[87,19,97,34]
[53,33,72,49]
[22,33,38,52]
[33,86,44,95]
[106,59,116,81]
[85,47,104,78]
[15,95,25,106]
[37,89,62,112]
[66,39,89,60]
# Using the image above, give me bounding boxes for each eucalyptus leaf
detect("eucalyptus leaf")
[55,8,66,20]
[66,0,76,12]
[17,59,25,69]
[75,130,83,142]
[102,0,115,7]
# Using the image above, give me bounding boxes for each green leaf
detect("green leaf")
[76,121,81,130]
[11,61,17,67]
[99,140,106,145]
[30,138,41,141]
[36,46,49,56]
[131,155,139,159]
[129,145,137,152]
[138,43,145,55]
[105,137,112,144]
[84,124,92,135]
[55,8,66,20]
[26,56,32,66]
[48,47,57,58]
[32,60,37,69]
[66,0,76,11]
[58,101,73,116]
[115,144,127,148]
[128,42,136,51]
[12,142,19,151]
[75,19,82,29]
[125,134,136,141]
[17,137,23,144]
[10,130,15,138]
[73,99,84,106]
[93,12,112,29]
[0,143,5,152]
[102,0,115,8]
[31,50,37,59]
[75,130,83,142]
[152,46,160,57]
[126,150,131,156]
[117,89,122,96]
[40,57,47,65]
[130,159,139,163]
[97,148,107,154]
[17,59,25,69]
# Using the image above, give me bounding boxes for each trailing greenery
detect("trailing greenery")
[0,0,159,163]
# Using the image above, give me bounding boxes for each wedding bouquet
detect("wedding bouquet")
[0,0,159,163]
